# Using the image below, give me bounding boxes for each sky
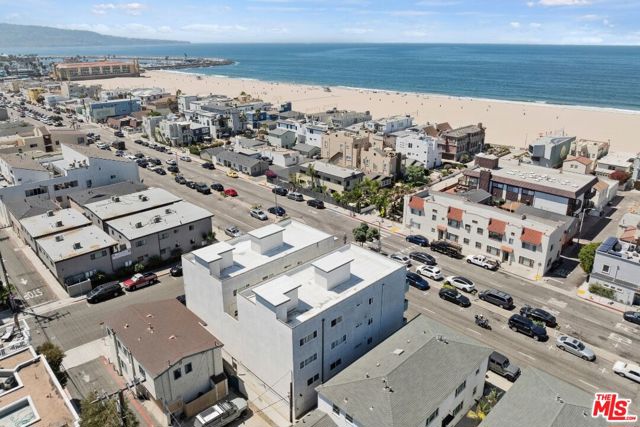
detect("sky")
[1,0,639,45]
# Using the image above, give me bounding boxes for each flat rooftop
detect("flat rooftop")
[0,153,47,172]
[37,225,117,262]
[243,244,401,326]
[55,60,135,69]
[531,136,574,146]
[82,187,181,221]
[596,151,637,167]
[301,161,364,179]
[67,181,147,206]
[443,124,483,138]
[106,201,212,240]
[19,208,92,238]
[191,220,333,280]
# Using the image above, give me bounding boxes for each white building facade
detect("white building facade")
[394,132,442,169]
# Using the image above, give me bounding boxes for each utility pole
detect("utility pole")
[0,246,9,291]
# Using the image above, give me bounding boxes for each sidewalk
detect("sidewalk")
[576,282,631,314]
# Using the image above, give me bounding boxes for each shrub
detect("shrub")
[589,283,615,300]
[133,263,145,273]
[578,242,601,274]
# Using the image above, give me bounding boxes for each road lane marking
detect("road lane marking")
[517,351,536,361]
[578,379,598,390]
[547,298,567,309]
[541,306,560,316]
[465,327,482,336]
[608,332,632,346]
[615,323,639,335]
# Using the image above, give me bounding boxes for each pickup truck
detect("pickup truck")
[465,254,500,270]
[194,397,247,427]
[121,272,158,291]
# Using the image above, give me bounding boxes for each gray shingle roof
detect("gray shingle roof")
[294,410,339,427]
[67,182,147,206]
[216,150,266,168]
[480,368,607,427]
[316,315,491,427]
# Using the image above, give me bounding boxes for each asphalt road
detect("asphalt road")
[10,112,639,406]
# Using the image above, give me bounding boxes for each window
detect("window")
[475,368,480,375]
[522,242,539,251]
[431,214,437,221]
[368,298,373,305]
[488,231,503,241]
[602,264,610,274]
[138,366,146,379]
[465,224,471,232]
[486,246,500,256]
[299,331,317,346]
[368,318,373,325]
[173,369,182,380]
[345,414,354,423]
[160,232,169,240]
[508,238,514,244]
[367,337,373,344]
[448,219,461,228]
[452,401,464,417]
[446,233,458,242]
[330,358,342,370]
[135,240,146,247]
[455,380,466,397]
[475,242,482,249]
[425,408,439,426]
[330,316,342,327]
[110,175,116,179]
[331,335,346,350]
[477,227,484,235]
[189,225,194,231]
[333,404,340,415]
[472,386,478,396]
[518,256,535,268]
[307,373,320,386]
[185,363,192,374]
[300,353,318,369]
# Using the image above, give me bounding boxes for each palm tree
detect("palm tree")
[467,389,499,421]
[306,164,317,190]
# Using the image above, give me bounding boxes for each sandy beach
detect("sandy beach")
[87,70,640,152]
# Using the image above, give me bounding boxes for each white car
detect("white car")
[613,361,640,383]
[465,254,499,270]
[179,155,191,162]
[445,276,476,293]
[389,253,410,266]
[166,159,177,166]
[250,208,268,221]
[417,265,443,280]
[125,154,138,161]
[96,142,109,150]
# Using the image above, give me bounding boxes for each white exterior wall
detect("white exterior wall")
[0,163,50,186]
[531,191,570,215]
[395,135,442,169]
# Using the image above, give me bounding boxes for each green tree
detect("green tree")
[80,390,139,427]
[366,226,380,242]
[133,263,145,273]
[147,110,162,117]
[352,223,370,245]
[578,242,601,274]
[405,165,428,187]
[467,388,499,421]
[36,342,66,386]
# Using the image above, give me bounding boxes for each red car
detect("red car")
[121,272,158,291]
[224,188,238,197]
[265,169,277,179]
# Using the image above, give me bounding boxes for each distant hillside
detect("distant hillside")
[0,23,188,48]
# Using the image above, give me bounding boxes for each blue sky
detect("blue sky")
[1,0,639,44]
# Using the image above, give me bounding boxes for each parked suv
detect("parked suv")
[272,187,288,196]
[430,240,463,259]
[479,289,514,309]
[287,192,304,201]
[508,314,548,341]
[488,351,521,382]
[195,183,211,194]
[86,282,123,303]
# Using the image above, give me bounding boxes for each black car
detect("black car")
[409,251,436,265]
[134,152,145,159]
[149,158,162,166]
[202,162,215,170]
[211,183,224,192]
[86,283,123,304]
[430,240,463,259]
[479,289,514,309]
[439,288,470,307]
[155,145,166,152]
[167,165,180,173]
[406,272,429,291]
[268,206,286,217]
[272,187,288,196]
[154,167,167,175]
[170,265,183,277]
[196,183,211,194]
[175,175,187,185]
[114,131,124,137]
[134,139,144,144]
[136,159,148,168]
[405,234,429,247]
[623,311,640,326]
[508,314,548,341]
[186,181,197,189]
[307,199,325,209]
[520,305,557,328]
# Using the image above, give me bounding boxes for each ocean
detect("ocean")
[9,43,640,111]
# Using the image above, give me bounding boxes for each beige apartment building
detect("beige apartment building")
[53,60,140,81]
[0,126,86,155]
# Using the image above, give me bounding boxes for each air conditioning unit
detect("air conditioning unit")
[111,196,120,202]
[55,221,63,227]
[55,235,64,242]
[135,222,143,228]
[46,210,54,217]
[73,242,81,249]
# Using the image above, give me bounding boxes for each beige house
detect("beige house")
[562,156,594,174]
[0,126,86,155]
[105,299,227,424]
[298,161,364,194]
[570,138,610,161]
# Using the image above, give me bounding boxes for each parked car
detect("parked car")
[265,169,277,179]
[430,240,463,259]
[409,251,436,265]
[439,288,470,307]
[196,183,211,194]
[225,225,241,238]
[250,208,268,221]
[186,180,197,189]
[488,351,521,382]
[211,183,224,192]
[306,199,325,209]
[114,150,125,157]
[406,272,429,291]
[194,397,247,427]
[623,311,640,326]
[287,192,304,202]
[556,335,596,361]
[268,206,286,217]
[227,170,239,178]
[121,272,158,291]
[179,155,191,162]
[272,187,288,196]
[389,253,411,266]
[613,361,640,383]
[466,254,500,271]
[175,175,187,185]
[508,314,548,341]
[96,142,109,150]
[520,305,557,328]
[166,159,177,166]
[170,265,183,277]
[149,158,162,166]
[136,159,148,168]
[134,139,143,145]
[167,165,179,173]
[154,167,167,175]
[86,282,123,304]
[479,289,514,309]
[202,162,215,170]
[445,276,475,293]
[417,264,443,280]
[114,130,124,137]
[405,234,429,247]
[224,188,238,197]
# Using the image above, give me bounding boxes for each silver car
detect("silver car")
[556,335,596,361]
[389,253,411,266]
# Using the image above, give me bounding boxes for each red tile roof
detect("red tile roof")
[447,207,463,222]
[521,227,543,246]
[408,196,424,211]
[488,218,507,234]
[620,227,637,243]
[437,224,447,232]
[565,156,593,166]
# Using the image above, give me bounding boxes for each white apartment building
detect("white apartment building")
[182,220,407,419]
[595,152,635,177]
[404,190,577,279]
[394,131,442,169]
[365,115,413,135]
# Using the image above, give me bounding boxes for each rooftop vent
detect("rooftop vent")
[165,208,172,214]
[436,335,448,344]
[392,349,404,356]
[55,235,64,242]
[73,242,82,249]
[46,210,54,217]
[135,222,143,228]
[111,196,120,202]
[153,216,162,223]
[54,220,63,227]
